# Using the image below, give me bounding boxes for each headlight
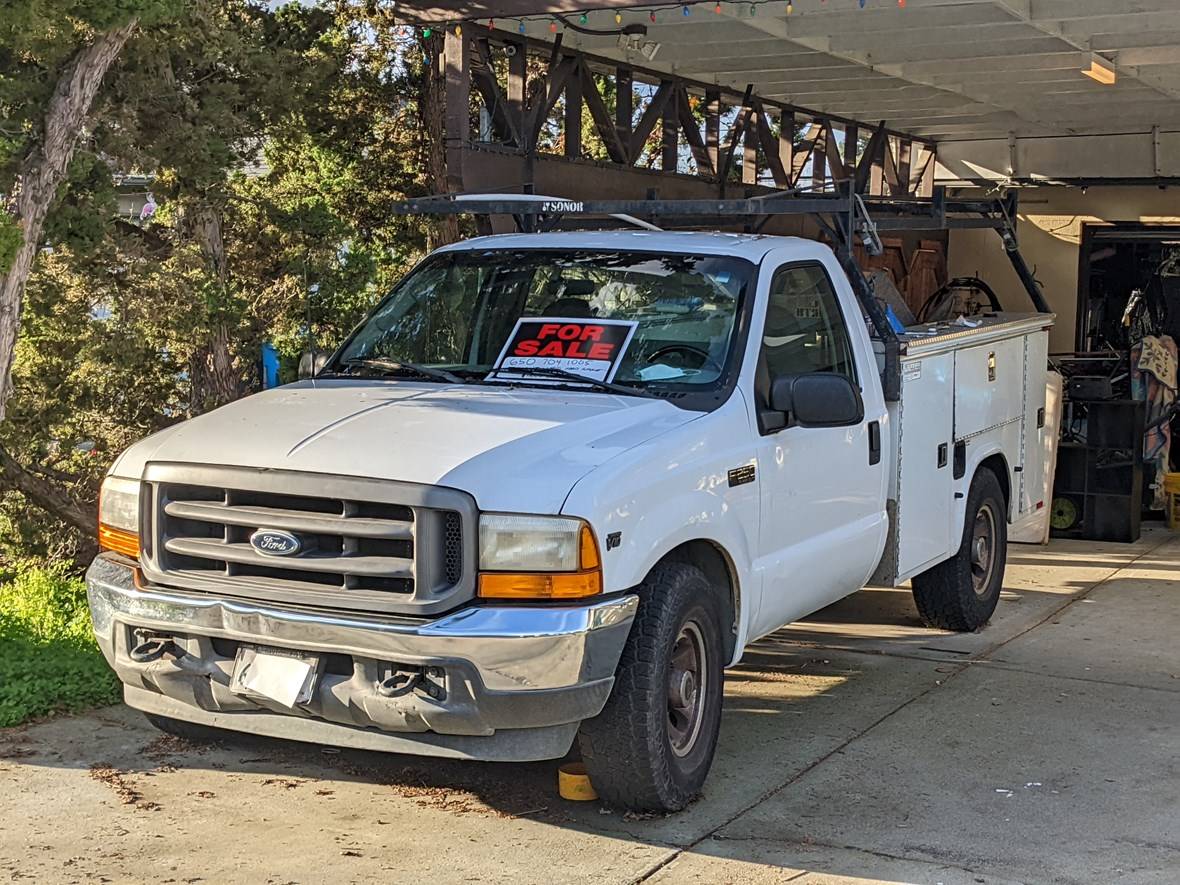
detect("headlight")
[477,513,601,600]
[98,476,141,559]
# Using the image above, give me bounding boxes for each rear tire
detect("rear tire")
[143,713,226,743]
[912,467,1007,631]
[577,562,725,813]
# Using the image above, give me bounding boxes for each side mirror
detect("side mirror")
[298,350,330,380]
[769,374,864,428]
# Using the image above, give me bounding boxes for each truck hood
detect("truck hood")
[112,380,700,513]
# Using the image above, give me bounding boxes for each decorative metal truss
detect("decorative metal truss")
[444,29,936,199]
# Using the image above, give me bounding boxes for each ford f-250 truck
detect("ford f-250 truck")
[88,228,1052,812]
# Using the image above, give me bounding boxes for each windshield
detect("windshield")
[327,249,754,394]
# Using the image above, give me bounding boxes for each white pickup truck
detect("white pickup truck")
[88,229,1052,812]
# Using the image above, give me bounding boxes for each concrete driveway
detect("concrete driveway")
[3,530,1178,884]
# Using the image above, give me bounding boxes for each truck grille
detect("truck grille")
[139,463,477,616]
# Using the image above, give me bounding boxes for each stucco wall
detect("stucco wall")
[947,187,1180,353]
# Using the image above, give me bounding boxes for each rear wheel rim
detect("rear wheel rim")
[667,621,707,758]
[971,502,997,596]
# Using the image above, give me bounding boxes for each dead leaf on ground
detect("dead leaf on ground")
[88,764,160,811]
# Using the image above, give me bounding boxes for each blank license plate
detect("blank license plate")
[230,646,319,708]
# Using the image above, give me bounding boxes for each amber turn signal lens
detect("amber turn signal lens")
[579,524,600,570]
[98,523,140,559]
[478,570,602,599]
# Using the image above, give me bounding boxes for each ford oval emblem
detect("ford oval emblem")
[250,528,302,557]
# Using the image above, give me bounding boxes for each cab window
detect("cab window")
[761,264,857,382]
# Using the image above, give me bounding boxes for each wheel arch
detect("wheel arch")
[977,452,1012,521]
[954,444,1013,532]
[656,539,740,665]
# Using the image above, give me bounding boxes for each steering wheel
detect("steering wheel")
[644,343,723,373]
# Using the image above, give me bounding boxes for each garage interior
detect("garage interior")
[409,0,1180,544]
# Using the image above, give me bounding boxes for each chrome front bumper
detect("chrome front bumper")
[86,555,637,761]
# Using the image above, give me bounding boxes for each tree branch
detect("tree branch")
[0,19,139,421]
[0,444,97,536]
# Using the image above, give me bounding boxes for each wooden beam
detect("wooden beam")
[615,67,633,160]
[912,144,936,197]
[705,88,721,175]
[581,64,628,164]
[676,84,714,176]
[507,37,526,142]
[779,110,794,188]
[742,113,757,186]
[898,137,913,195]
[525,49,578,150]
[444,29,469,192]
[822,119,849,183]
[790,121,820,186]
[752,102,788,188]
[883,135,903,195]
[564,60,582,158]
[472,39,521,146]
[854,122,887,195]
[718,85,754,191]
[662,85,679,172]
[629,81,674,164]
[812,122,827,191]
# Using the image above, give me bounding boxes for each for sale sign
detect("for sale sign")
[492,317,638,383]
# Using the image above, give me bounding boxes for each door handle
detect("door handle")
[868,420,881,466]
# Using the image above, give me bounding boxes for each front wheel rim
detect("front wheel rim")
[971,502,998,596]
[667,621,708,758]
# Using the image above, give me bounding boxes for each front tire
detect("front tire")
[912,467,1007,631]
[577,562,725,812]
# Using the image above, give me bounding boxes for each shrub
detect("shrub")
[0,562,120,726]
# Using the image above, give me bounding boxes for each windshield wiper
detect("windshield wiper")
[339,357,463,385]
[487,366,657,399]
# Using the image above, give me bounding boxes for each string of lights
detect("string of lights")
[415,0,905,38]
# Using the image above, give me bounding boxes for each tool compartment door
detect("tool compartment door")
[954,338,1026,439]
[1019,330,1050,517]
[895,352,956,577]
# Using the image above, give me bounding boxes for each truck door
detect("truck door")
[749,261,889,639]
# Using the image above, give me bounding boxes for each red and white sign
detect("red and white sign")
[493,317,638,383]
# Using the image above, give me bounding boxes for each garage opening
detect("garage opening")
[1077,224,1180,353]
[1052,224,1180,540]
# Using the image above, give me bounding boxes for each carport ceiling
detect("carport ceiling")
[411,0,1180,141]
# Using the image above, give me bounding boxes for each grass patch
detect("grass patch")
[0,563,120,727]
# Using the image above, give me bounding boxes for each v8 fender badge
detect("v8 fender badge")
[249,528,302,557]
[606,531,622,551]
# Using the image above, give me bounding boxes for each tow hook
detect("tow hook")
[376,670,421,698]
[129,630,175,663]
[376,666,446,701]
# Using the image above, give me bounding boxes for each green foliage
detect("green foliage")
[0,210,19,273]
[0,1,439,564]
[0,561,120,726]
[41,152,119,253]
[0,0,182,193]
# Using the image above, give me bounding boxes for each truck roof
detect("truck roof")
[435,230,826,264]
